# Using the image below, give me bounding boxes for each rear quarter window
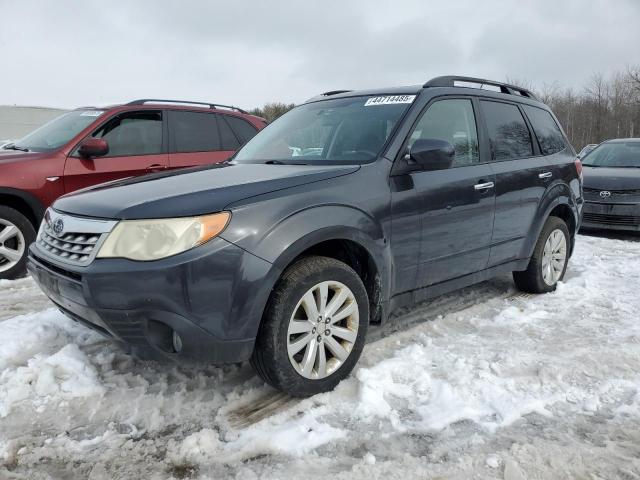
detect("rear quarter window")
[522,105,566,155]
[224,115,259,143]
[480,100,533,160]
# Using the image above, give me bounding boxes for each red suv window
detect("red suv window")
[92,111,163,156]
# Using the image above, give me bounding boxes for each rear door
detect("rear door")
[394,97,496,291]
[63,110,167,194]
[167,110,242,168]
[479,100,545,265]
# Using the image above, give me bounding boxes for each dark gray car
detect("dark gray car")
[28,76,583,396]
[581,139,640,232]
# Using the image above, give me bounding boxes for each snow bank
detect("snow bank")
[1,234,640,479]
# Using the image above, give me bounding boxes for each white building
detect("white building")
[0,105,68,142]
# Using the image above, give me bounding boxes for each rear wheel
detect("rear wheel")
[513,216,569,293]
[251,256,369,397]
[0,206,35,280]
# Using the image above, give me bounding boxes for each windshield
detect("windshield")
[6,110,104,152]
[233,95,415,164]
[582,142,640,168]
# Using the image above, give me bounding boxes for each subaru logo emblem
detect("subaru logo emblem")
[599,190,611,199]
[52,218,64,235]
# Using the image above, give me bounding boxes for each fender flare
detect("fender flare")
[520,181,579,259]
[0,187,46,226]
[230,205,392,340]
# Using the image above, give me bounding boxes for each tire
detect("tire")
[513,216,570,293]
[0,206,35,280]
[251,256,369,397]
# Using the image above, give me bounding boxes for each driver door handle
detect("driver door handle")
[474,181,495,191]
[146,164,166,172]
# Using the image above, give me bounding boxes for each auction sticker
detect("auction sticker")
[80,110,105,117]
[364,95,416,106]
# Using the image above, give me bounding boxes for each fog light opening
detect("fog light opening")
[172,330,183,353]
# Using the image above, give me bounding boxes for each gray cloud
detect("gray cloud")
[1,0,638,109]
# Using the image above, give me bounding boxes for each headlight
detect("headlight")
[97,212,230,261]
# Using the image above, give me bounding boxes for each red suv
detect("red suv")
[0,99,266,279]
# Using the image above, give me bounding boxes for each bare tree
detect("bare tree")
[249,102,295,123]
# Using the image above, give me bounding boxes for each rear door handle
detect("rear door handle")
[474,182,495,191]
[146,164,166,172]
[538,171,552,179]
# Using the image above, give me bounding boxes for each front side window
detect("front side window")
[169,111,220,153]
[523,105,566,155]
[10,110,104,152]
[407,98,480,167]
[92,111,162,157]
[581,142,640,168]
[233,95,413,164]
[481,101,533,160]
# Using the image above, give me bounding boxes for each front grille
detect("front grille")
[35,209,118,266]
[584,187,640,196]
[583,212,640,226]
[39,228,101,264]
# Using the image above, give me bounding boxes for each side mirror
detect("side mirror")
[406,138,454,171]
[78,138,109,158]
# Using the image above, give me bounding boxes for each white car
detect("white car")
[578,143,598,158]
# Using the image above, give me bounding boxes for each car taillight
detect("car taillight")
[574,157,583,181]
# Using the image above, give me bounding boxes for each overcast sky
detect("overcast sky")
[1,0,639,109]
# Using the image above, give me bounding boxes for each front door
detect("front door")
[395,98,496,290]
[63,110,168,194]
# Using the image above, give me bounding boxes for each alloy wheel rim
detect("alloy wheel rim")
[541,228,567,286]
[287,280,359,380]
[0,219,25,273]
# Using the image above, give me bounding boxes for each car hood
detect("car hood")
[53,162,360,219]
[583,166,640,190]
[0,149,48,165]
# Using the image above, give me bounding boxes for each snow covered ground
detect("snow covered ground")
[1,232,640,479]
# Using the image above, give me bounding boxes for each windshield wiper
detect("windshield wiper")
[264,160,309,165]
[2,144,29,152]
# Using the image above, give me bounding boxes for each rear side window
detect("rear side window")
[169,111,220,153]
[481,101,533,160]
[224,115,258,143]
[93,111,162,157]
[218,117,241,150]
[523,105,566,155]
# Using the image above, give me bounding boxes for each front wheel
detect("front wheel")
[513,216,570,293]
[0,206,35,280]
[251,256,369,397]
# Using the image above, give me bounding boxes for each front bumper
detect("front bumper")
[581,200,640,232]
[28,237,273,363]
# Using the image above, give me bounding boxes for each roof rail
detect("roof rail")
[423,76,537,100]
[126,99,248,114]
[321,90,352,96]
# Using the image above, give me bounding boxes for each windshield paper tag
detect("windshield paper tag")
[364,95,416,106]
[80,110,104,117]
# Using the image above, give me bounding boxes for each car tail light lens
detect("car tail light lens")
[574,157,583,181]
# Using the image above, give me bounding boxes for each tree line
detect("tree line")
[532,68,640,151]
[251,68,640,151]
[249,102,295,123]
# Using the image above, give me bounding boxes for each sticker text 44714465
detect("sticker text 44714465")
[364,95,416,106]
